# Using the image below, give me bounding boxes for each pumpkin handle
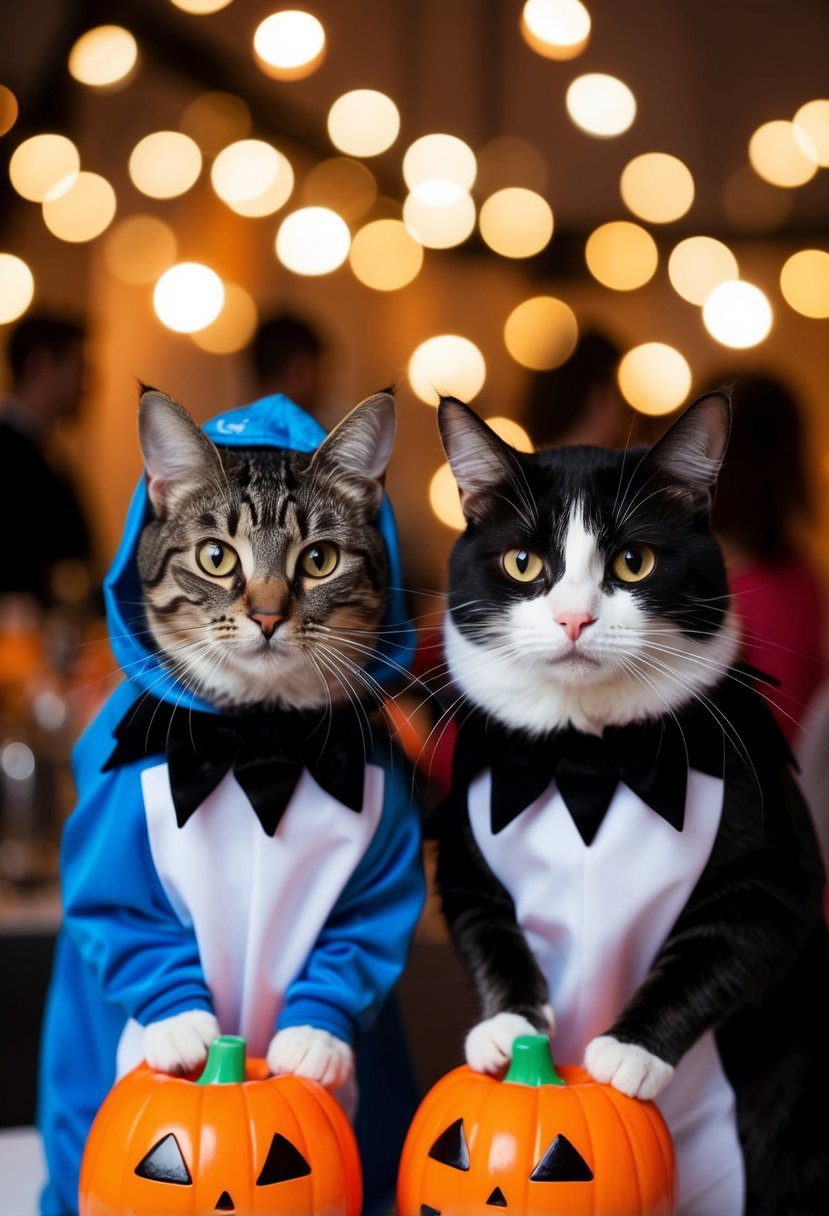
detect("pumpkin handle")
[197,1035,247,1085]
[504,1035,564,1087]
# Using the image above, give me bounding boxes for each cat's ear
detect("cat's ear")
[437,396,520,524]
[645,390,731,509]
[138,387,223,514]
[309,391,395,511]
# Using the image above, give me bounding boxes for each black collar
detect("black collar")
[103,693,370,836]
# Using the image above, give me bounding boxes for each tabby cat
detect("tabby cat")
[432,390,829,1216]
[38,388,424,1215]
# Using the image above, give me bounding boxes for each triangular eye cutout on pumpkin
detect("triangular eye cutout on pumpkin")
[256,1133,312,1185]
[428,1118,470,1171]
[134,1133,192,1184]
[529,1134,593,1182]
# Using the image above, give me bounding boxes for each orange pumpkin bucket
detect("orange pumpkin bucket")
[397,1034,676,1215]
[78,1035,362,1215]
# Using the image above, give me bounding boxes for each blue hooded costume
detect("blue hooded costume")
[37,394,425,1215]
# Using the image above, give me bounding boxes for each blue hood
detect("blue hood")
[103,393,416,713]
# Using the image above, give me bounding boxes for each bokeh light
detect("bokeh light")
[617,343,692,416]
[349,219,423,290]
[430,463,466,531]
[0,85,18,137]
[779,250,829,318]
[191,282,258,353]
[327,90,400,157]
[403,191,476,249]
[180,92,251,155]
[103,215,177,286]
[408,335,486,405]
[129,131,202,200]
[275,207,350,275]
[9,134,80,203]
[748,120,817,187]
[667,236,739,305]
[504,296,578,370]
[170,0,234,11]
[0,254,34,324]
[620,152,694,223]
[702,280,772,348]
[153,263,225,333]
[793,99,829,168]
[211,139,294,216]
[253,10,326,80]
[68,25,138,88]
[403,133,477,192]
[520,0,591,60]
[479,188,553,258]
[566,73,636,138]
[585,221,658,290]
[42,172,116,242]
[485,416,534,451]
[303,157,377,220]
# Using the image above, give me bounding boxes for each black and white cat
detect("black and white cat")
[432,391,829,1216]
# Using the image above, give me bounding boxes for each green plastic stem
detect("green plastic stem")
[197,1035,247,1086]
[504,1035,564,1087]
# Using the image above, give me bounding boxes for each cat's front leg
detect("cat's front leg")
[584,1034,674,1100]
[144,1009,221,1073]
[267,1026,354,1088]
[466,1004,555,1074]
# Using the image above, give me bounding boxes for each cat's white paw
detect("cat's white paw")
[584,1035,674,1100]
[267,1026,354,1089]
[144,1010,220,1074]
[465,1012,547,1075]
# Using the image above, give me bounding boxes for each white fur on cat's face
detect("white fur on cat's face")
[446,503,740,736]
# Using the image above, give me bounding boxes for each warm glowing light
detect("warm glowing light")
[779,250,829,318]
[9,134,80,203]
[303,158,377,220]
[722,165,792,234]
[42,172,116,242]
[253,10,326,80]
[211,139,294,216]
[408,335,486,405]
[349,219,423,291]
[667,236,739,305]
[617,343,692,416]
[327,90,400,157]
[485,416,534,452]
[180,92,251,155]
[520,0,591,60]
[0,86,18,137]
[0,254,34,324]
[702,280,772,349]
[793,99,829,167]
[476,135,547,195]
[154,263,225,333]
[403,134,477,192]
[68,25,137,87]
[129,131,202,200]
[504,296,578,371]
[429,463,465,531]
[403,191,476,249]
[585,221,658,291]
[620,152,694,223]
[170,0,234,11]
[103,215,177,285]
[479,188,553,258]
[748,120,817,188]
[191,283,258,353]
[566,73,636,138]
[275,207,350,276]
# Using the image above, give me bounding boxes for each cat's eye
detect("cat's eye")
[612,545,656,583]
[196,540,238,578]
[299,542,339,578]
[503,547,544,582]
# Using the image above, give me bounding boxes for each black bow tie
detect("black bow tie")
[450,667,785,846]
[103,694,369,836]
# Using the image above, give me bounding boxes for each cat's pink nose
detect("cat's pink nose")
[557,612,595,642]
[250,611,284,639]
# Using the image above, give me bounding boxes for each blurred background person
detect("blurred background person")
[249,308,330,414]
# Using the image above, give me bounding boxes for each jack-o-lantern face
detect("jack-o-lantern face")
[397,1036,675,1216]
[79,1037,362,1216]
